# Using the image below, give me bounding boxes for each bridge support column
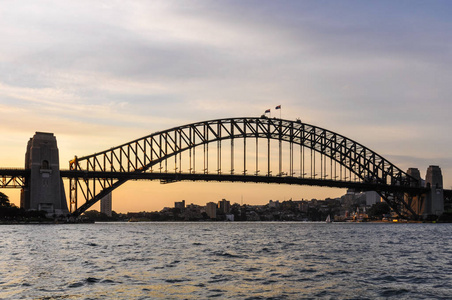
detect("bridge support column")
[20,132,69,217]
[424,165,444,217]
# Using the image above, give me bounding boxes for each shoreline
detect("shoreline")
[0,219,447,225]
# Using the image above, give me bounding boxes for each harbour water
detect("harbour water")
[1,222,451,299]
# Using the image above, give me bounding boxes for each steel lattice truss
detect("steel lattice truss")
[68,117,425,217]
[0,169,28,188]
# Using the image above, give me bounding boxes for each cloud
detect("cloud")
[1,0,452,206]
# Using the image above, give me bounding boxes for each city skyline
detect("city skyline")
[1,1,451,213]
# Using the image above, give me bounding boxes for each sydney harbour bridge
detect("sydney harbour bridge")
[0,117,448,219]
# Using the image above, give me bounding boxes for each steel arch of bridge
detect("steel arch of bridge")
[68,117,423,217]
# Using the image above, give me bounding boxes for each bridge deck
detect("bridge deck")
[0,168,432,194]
[60,170,429,194]
[0,168,29,176]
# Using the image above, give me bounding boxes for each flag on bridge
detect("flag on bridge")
[265,109,271,113]
[275,105,281,110]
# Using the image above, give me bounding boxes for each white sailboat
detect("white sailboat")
[325,214,332,223]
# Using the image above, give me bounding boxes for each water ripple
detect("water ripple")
[0,222,450,299]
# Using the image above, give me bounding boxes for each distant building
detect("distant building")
[182,203,203,220]
[246,210,260,221]
[218,199,231,214]
[175,200,185,210]
[100,193,112,217]
[268,200,280,208]
[225,214,234,221]
[206,202,217,219]
[341,189,359,207]
[365,191,380,206]
[293,200,309,212]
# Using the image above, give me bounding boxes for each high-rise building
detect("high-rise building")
[218,199,230,214]
[206,202,217,219]
[100,193,112,217]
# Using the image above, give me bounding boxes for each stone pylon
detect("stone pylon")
[20,132,69,216]
[424,165,444,217]
[405,168,425,217]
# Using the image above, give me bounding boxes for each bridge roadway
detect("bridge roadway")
[0,168,430,194]
[0,168,30,176]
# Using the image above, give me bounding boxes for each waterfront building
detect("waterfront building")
[225,214,234,221]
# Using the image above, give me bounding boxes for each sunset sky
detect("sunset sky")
[1,1,451,213]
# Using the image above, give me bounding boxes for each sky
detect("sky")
[1,0,451,213]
